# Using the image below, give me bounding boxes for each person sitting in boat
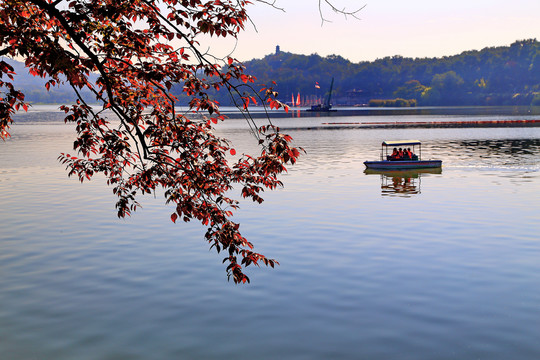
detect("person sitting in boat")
[389,147,399,160]
[403,148,412,160]
[398,148,404,159]
[407,147,418,160]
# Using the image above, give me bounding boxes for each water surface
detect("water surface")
[1,109,540,359]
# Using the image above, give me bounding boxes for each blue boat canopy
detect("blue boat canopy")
[382,140,421,147]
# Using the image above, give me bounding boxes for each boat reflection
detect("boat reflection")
[364,168,442,197]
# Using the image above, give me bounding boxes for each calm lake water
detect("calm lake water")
[1,107,540,359]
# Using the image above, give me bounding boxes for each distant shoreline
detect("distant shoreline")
[12,105,540,123]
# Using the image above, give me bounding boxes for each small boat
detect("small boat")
[363,140,442,170]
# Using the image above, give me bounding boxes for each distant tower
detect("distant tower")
[275,45,281,55]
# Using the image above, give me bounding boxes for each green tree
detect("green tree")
[393,80,427,100]
[425,71,465,105]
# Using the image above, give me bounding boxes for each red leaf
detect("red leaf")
[171,213,178,223]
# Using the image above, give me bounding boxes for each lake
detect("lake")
[1,107,540,359]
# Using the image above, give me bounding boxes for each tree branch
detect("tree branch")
[28,0,150,162]
[318,0,366,25]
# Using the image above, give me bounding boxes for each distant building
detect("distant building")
[275,45,280,55]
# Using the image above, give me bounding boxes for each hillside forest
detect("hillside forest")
[243,39,540,107]
[6,39,540,107]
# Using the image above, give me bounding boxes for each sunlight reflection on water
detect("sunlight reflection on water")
[1,113,540,359]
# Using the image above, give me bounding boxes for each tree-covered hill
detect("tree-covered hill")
[4,60,95,104]
[242,39,540,107]
[5,39,540,107]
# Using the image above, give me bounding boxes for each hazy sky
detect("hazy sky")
[205,0,540,63]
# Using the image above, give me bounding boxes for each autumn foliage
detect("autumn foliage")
[0,0,302,283]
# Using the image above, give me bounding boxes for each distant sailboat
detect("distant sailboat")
[296,93,301,106]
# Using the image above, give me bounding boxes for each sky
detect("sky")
[203,0,540,63]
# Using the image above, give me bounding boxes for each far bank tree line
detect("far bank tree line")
[240,39,540,107]
[11,39,540,107]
